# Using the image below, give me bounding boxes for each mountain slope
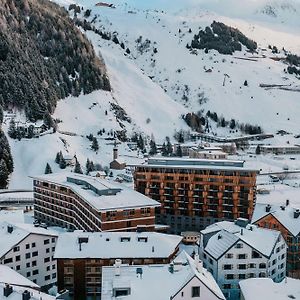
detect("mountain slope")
[0,0,110,121]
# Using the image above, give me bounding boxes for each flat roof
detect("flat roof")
[54,231,182,259]
[239,278,300,300]
[31,173,160,211]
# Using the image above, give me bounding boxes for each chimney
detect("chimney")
[3,284,13,297]
[152,246,154,253]
[78,236,89,251]
[217,234,222,240]
[286,199,290,206]
[7,225,13,234]
[113,141,118,160]
[265,204,271,212]
[194,254,203,273]
[240,228,243,236]
[22,290,31,300]
[169,263,174,274]
[114,259,122,276]
[280,205,285,211]
[294,209,300,219]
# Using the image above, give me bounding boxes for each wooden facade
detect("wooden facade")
[255,214,300,278]
[33,180,156,232]
[133,165,257,233]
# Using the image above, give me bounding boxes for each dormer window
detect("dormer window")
[120,237,131,242]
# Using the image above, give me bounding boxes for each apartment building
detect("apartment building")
[101,251,225,300]
[54,231,182,300]
[32,173,160,232]
[252,202,300,278]
[199,219,287,300]
[131,157,258,233]
[0,222,58,288]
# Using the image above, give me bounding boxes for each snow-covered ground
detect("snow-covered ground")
[5,0,300,189]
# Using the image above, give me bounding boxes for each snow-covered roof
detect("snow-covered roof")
[0,222,58,258]
[203,221,281,259]
[89,170,106,177]
[54,231,182,259]
[131,157,258,172]
[256,184,300,207]
[101,251,225,300]
[31,173,160,211]
[252,203,300,237]
[239,277,300,300]
[0,265,56,300]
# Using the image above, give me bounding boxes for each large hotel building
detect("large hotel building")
[131,157,258,233]
[32,173,160,232]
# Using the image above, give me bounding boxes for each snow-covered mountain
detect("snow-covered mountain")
[5,0,300,188]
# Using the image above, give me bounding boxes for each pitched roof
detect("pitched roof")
[203,222,281,259]
[252,203,300,236]
[0,222,57,258]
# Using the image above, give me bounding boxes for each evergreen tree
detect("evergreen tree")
[43,112,54,129]
[74,160,83,174]
[176,145,183,157]
[8,119,17,139]
[27,125,35,138]
[166,137,173,155]
[91,137,99,151]
[0,159,9,188]
[126,48,131,54]
[137,135,145,151]
[149,139,157,156]
[0,105,3,124]
[256,145,261,155]
[55,151,61,164]
[109,171,113,177]
[45,163,52,174]
[161,142,168,157]
[59,156,66,169]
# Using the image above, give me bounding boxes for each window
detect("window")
[44,239,50,245]
[45,275,50,281]
[32,261,37,267]
[252,250,261,259]
[26,271,31,277]
[223,284,231,289]
[225,274,234,280]
[52,265,56,270]
[249,263,256,268]
[235,243,243,249]
[209,258,214,265]
[25,253,30,259]
[15,255,21,262]
[239,274,246,279]
[52,247,55,252]
[13,246,20,252]
[238,264,247,270]
[32,251,38,257]
[3,258,13,264]
[46,248,50,253]
[223,264,233,270]
[191,286,200,297]
[32,270,39,275]
[32,242,36,248]
[114,289,130,297]
[237,254,247,259]
[26,244,30,249]
[47,266,50,271]
[225,253,233,259]
[16,265,20,271]
[259,263,266,269]
[51,237,55,243]
[52,273,57,279]
[44,257,50,263]
[26,262,30,268]
[272,259,277,266]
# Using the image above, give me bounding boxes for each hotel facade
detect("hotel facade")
[131,158,258,234]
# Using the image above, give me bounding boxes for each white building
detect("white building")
[199,219,287,300]
[0,265,69,300]
[239,277,300,300]
[0,222,58,288]
[101,251,225,300]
